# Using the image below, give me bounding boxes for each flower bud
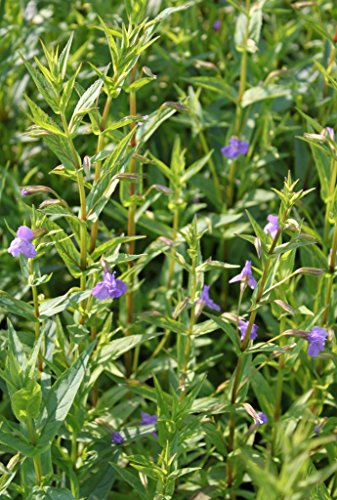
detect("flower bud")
[21,185,54,197]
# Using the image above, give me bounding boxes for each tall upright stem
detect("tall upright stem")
[226,214,285,492]
[322,220,337,325]
[227,0,251,209]
[324,159,337,243]
[89,95,112,253]
[179,253,197,395]
[27,417,42,484]
[29,259,42,372]
[61,115,87,322]
[126,64,138,376]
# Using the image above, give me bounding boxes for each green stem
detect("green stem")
[324,159,337,243]
[60,115,87,323]
[89,95,112,254]
[126,64,138,377]
[199,130,222,205]
[227,0,251,209]
[29,259,42,371]
[322,220,337,325]
[71,430,77,465]
[180,254,197,394]
[27,417,42,483]
[226,213,285,490]
[151,194,181,360]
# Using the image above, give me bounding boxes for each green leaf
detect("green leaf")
[44,220,81,278]
[36,345,93,450]
[39,290,92,318]
[29,486,75,500]
[58,32,74,80]
[11,380,42,421]
[25,96,65,136]
[0,419,35,456]
[43,134,76,170]
[96,333,161,364]
[0,292,35,321]
[92,235,146,261]
[124,76,155,93]
[22,57,60,113]
[181,151,213,183]
[136,103,177,144]
[310,143,330,202]
[69,79,104,133]
[242,84,291,108]
[182,76,237,102]
[87,130,134,221]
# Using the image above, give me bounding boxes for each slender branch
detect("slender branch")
[227,0,251,209]
[126,64,138,376]
[89,95,112,254]
[60,115,87,322]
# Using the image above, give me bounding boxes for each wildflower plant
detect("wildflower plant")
[0,0,337,499]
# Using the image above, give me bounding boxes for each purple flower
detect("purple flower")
[255,412,268,425]
[16,226,34,241]
[198,285,221,312]
[221,137,249,159]
[238,319,258,342]
[8,226,37,258]
[307,326,328,357]
[229,260,257,289]
[263,215,279,239]
[213,20,221,31]
[112,432,124,445]
[92,272,128,300]
[140,412,158,426]
[141,412,158,438]
[21,188,29,196]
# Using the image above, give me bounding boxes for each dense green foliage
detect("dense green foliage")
[1,0,337,498]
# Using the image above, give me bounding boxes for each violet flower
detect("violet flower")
[141,412,158,438]
[213,20,221,31]
[221,137,249,159]
[8,226,37,258]
[112,432,124,445]
[199,285,221,312]
[264,214,279,239]
[229,260,257,289]
[307,326,328,357]
[92,272,128,300]
[255,412,268,425]
[140,412,158,426]
[238,319,258,342]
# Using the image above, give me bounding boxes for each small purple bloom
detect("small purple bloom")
[8,226,37,258]
[307,326,328,357]
[213,20,221,31]
[140,412,158,426]
[221,137,249,159]
[199,285,221,312]
[92,272,128,300]
[16,226,34,241]
[21,188,29,196]
[112,432,124,445]
[314,425,320,435]
[255,412,268,425]
[238,319,258,342]
[263,215,279,239]
[229,260,257,289]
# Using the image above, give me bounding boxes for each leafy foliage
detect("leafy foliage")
[1,0,337,498]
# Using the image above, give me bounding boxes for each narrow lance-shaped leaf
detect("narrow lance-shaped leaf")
[36,345,93,451]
